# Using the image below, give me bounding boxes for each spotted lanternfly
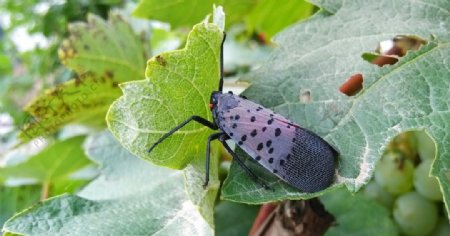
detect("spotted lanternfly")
[148,33,338,193]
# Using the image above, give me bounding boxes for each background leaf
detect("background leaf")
[222,0,450,207]
[133,0,256,28]
[245,0,314,38]
[2,132,215,235]
[19,13,148,140]
[107,22,223,169]
[214,201,259,236]
[0,136,91,190]
[59,14,147,80]
[133,0,315,39]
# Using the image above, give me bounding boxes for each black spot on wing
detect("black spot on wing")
[275,128,281,136]
[257,143,263,151]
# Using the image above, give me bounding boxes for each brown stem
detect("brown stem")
[249,203,278,236]
[41,181,50,200]
[250,199,335,236]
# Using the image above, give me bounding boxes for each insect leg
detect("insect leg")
[148,115,218,153]
[219,134,274,191]
[203,132,224,188]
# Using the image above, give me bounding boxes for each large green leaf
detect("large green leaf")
[105,18,223,229]
[320,188,399,235]
[222,0,450,208]
[107,22,223,169]
[2,132,216,235]
[133,0,256,28]
[19,13,148,140]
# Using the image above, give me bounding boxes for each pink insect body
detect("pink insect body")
[210,92,336,192]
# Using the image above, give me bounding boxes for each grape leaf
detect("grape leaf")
[107,22,223,169]
[2,132,215,235]
[19,13,148,140]
[105,18,222,227]
[320,188,399,236]
[222,0,450,208]
[133,0,256,28]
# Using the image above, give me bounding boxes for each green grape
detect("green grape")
[414,159,442,201]
[374,152,414,195]
[363,180,395,208]
[393,192,438,236]
[430,218,450,236]
[414,131,436,161]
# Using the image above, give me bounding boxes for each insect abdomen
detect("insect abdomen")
[280,128,336,192]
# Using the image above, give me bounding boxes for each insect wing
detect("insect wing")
[217,94,336,192]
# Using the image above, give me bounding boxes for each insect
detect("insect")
[148,33,338,193]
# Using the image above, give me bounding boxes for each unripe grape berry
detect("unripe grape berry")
[414,159,442,201]
[363,181,395,208]
[430,218,450,236]
[414,131,436,161]
[374,152,414,195]
[393,192,438,236]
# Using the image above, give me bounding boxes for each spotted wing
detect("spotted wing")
[218,95,336,192]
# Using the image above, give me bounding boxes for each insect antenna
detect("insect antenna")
[218,32,226,92]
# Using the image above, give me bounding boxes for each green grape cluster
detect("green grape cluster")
[363,131,449,236]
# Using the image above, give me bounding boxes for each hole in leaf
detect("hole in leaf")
[386,131,421,165]
[299,90,311,103]
[365,131,439,206]
[339,73,363,96]
[362,35,426,67]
